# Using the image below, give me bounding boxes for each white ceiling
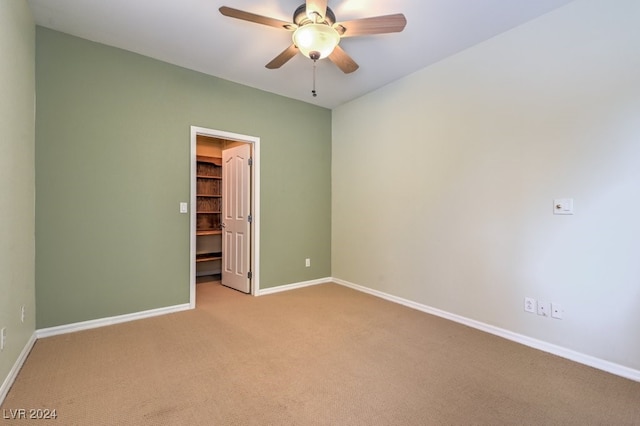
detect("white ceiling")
[27,0,575,109]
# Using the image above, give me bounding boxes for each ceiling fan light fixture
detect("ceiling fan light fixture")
[292,24,340,60]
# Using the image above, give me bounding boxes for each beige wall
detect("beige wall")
[332,0,640,371]
[0,0,36,391]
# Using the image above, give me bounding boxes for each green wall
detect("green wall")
[35,28,331,328]
[0,1,35,388]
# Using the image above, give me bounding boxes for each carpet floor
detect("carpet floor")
[2,281,640,425]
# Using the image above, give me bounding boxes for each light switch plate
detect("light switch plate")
[179,202,188,213]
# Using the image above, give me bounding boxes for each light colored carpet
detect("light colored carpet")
[2,281,640,425]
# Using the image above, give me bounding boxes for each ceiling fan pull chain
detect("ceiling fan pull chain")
[312,60,317,97]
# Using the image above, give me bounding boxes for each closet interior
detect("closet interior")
[195,135,225,280]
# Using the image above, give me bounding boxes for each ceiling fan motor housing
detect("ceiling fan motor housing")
[293,3,336,26]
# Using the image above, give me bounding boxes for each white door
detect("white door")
[221,144,251,293]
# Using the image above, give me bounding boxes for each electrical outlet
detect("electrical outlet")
[305,258,311,267]
[537,301,551,317]
[524,297,536,313]
[551,303,563,319]
[0,327,6,351]
[21,305,25,323]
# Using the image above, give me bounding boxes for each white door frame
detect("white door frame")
[189,125,260,307]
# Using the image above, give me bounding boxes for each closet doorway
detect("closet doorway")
[189,126,260,307]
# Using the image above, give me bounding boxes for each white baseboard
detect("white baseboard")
[36,303,191,339]
[0,332,37,405]
[258,277,331,296]
[332,278,640,383]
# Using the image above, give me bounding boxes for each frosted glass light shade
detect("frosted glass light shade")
[292,24,340,59]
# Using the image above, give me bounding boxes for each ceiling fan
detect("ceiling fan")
[219,1,407,75]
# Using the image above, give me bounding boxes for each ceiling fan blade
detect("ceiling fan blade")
[219,6,296,31]
[306,0,328,21]
[335,13,407,37]
[328,46,359,74]
[266,44,299,69]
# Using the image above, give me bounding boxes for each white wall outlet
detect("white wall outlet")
[21,305,25,323]
[537,301,551,317]
[524,297,536,313]
[305,258,311,267]
[179,202,188,213]
[0,327,6,351]
[551,303,563,319]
